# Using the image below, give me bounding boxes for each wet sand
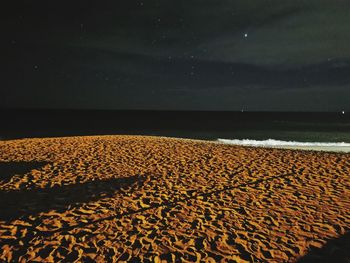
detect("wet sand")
[270,146,350,153]
[223,145,350,153]
[0,135,349,262]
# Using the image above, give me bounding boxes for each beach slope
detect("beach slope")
[0,135,349,262]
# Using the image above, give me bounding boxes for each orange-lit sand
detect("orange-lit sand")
[0,135,349,262]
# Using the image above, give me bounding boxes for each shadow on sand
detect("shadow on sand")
[0,161,145,221]
[1,161,349,262]
[42,172,295,235]
[0,161,50,182]
[298,232,350,263]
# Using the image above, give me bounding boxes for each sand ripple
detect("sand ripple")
[0,135,349,262]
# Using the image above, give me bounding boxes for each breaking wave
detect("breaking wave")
[217,139,350,147]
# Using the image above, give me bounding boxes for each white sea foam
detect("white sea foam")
[217,139,350,147]
[217,139,350,152]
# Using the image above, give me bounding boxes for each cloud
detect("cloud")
[2,0,350,110]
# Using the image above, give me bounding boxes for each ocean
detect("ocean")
[1,109,349,152]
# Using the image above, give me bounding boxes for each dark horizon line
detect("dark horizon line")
[0,107,347,114]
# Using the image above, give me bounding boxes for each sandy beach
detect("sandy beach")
[0,135,349,262]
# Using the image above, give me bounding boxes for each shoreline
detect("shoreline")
[267,145,350,153]
[216,138,350,153]
[3,134,350,154]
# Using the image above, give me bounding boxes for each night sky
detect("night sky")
[2,0,350,111]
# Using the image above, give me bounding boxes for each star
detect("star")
[244,33,248,38]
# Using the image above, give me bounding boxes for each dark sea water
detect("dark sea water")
[1,110,350,147]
